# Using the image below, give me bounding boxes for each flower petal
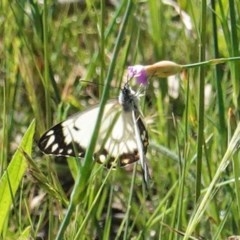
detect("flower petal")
[127,65,148,85]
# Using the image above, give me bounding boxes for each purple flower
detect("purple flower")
[128,61,182,85]
[127,65,148,85]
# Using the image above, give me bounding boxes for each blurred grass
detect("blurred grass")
[1,0,240,239]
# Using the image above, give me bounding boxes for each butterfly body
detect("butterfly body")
[38,84,150,182]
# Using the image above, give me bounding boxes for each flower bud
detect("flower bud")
[145,61,182,78]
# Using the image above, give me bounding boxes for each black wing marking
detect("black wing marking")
[38,123,86,157]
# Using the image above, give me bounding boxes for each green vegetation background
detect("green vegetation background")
[1,0,240,239]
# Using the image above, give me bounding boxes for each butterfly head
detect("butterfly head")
[118,83,139,112]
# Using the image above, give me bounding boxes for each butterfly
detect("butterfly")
[38,83,150,183]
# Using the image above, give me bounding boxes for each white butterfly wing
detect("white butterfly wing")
[39,83,150,183]
[39,101,117,156]
[97,111,140,166]
[38,101,145,167]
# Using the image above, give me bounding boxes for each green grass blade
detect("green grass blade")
[210,0,227,141]
[229,1,240,108]
[195,0,206,203]
[183,122,240,239]
[55,1,133,239]
[0,119,35,234]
